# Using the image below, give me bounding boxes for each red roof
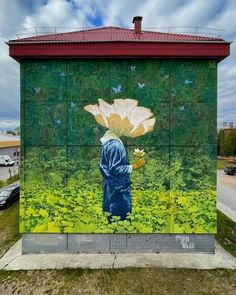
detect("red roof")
[9,26,225,43]
[8,26,230,60]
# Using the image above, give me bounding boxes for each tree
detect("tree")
[218,129,236,156]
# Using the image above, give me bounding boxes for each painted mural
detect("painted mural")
[20,58,217,233]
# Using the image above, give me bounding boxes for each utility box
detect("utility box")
[8,17,230,253]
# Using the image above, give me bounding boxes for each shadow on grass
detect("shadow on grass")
[216,210,236,258]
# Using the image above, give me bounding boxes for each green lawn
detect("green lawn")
[0,174,19,189]
[0,268,236,295]
[0,201,236,295]
[216,211,236,258]
[217,159,231,170]
[0,201,21,259]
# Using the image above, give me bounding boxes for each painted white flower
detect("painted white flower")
[133,148,145,157]
[84,98,156,138]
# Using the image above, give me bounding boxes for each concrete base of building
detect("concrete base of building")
[1,238,236,270]
[21,233,215,254]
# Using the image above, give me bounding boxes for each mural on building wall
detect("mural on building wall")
[20,59,217,234]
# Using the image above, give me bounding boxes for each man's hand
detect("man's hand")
[132,158,145,170]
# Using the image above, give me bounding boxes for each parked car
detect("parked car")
[0,155,15,166]
[224,165,236,175]
[0,181,20,209]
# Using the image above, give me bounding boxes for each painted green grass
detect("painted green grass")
[20,145,217,234]
[20,187,217,234]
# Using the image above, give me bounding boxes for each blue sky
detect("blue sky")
[0,0,235,130]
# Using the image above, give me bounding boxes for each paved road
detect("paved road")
[0,166,19,180]
[217,170,236,221]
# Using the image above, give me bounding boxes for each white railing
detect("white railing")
[12,26,225,40]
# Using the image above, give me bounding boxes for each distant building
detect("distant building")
[0,135,20,163]
[14,125,20,135]
[221,122,235,129]
[223,122,228,128]
[229,122,234,128]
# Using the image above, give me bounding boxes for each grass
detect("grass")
[0,268,236,295]
[0,201,21,259]
[0,202,236,294]
[217,159,231,170]
[216,211,236,258]
[0,174,19,189]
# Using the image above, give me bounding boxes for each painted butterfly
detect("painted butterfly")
[70,102,76,108]
[59,72,65,77]
[34,87,41,94]
[137,82,145,89]
[112,85,122,94]
[184,79,192,85]
[54,119,61,124]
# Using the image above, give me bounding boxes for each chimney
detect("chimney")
[133,16,142,34]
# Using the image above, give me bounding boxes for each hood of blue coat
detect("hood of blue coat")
[100,130,123,145]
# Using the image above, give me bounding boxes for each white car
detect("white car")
[0,155,15,166]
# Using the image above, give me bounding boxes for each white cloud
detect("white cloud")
[0,119,19,129]
[0,0,235,130]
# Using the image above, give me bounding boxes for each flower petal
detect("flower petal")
[129,106,153,128]
[143,118,156,134]
[98,99,114,117]
[129,123,145,138]
[122,117,134,136]
[113,99,138,119]
[84,104,107,128]
[83,104,100,116]
[95,114,108,128]
[107,114,125,137]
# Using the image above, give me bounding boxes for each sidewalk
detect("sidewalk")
[217,170,236,222]
[1,239,236,270]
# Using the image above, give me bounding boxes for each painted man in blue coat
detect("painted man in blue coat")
[100,130,145,221]
[84,98,155,222]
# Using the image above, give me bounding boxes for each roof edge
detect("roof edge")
[8,41,230,61]
[7,40,232,45]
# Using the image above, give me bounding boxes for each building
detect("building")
[221,122,235,129]
[0,135,20,162]
[8,17,230,254]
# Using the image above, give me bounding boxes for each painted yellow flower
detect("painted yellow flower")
[84,98,156,138]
